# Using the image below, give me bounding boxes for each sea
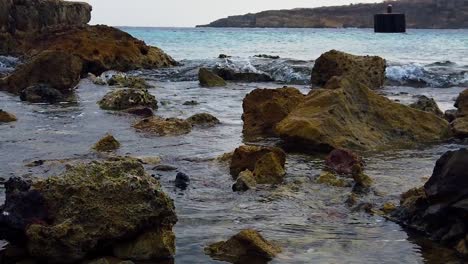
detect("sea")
[0,27,467,263]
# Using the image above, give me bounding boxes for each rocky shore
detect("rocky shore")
[1,0,468,263]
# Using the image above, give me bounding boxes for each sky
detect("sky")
[76,0,381,27]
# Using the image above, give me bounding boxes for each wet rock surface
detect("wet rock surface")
[0,157,177,263]
[0,109,17,123]
[450,89,468,138]
[98,89,158,111]
[213,68,273,82]
[391,149,468,256]
[133,116,192,136]
[198,68,226,87]
[232,170,257,192]
[107,74,153,89]
[242,87,305,138]
[311,50,386,90]
[93,134,121,152]
[186,113,220,127]
[19,84,64,103]
[205,229,281,263]
[324,148,364,176]
[410,95,444,117]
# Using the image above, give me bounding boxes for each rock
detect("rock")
[175,172,190,190]
[218,54,231,59]
[0,51,82,95]
[198,68,227,87]
[242,87,305,138]
[19,84,64,104]
[186,113,220,127]
[311,50,386,90]
[451,89,468,138]
[391,149,468,256]
[382,202,397,214]
[276,76,449,152]
[108,74,153,89]
[0,0,91,34]
[444,109,457,122]
[252,152,286,184]
[253,54,280,59]
[229,145,286,179]
[232,170,257,192]
[0,158,177,263]
[98,89,158,111]
[352,173,373,193]
[93,134,121,152]
[125,107,154,117]
[153,165,177,172]
[316,171,348,187]
[0,109,17,123]
[113,227,175,261]
[183,100,199,106]
[136,156,162,165]
[409,95,444,117]
[213,68,273,82]
[205,229,281,263]
[324,148,364,176]
[133,116,192,136]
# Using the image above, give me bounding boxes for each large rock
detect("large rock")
[213,68,273,82]
[0,50,82,94]
[391,149,468,256]
[98,89,158,111]
[276,77,450,152]
[198,68,226,87]
[311,50,386,90]
[19,84,64,103]
[0,157,177,263]
[450,89,468,138]
[230,145,286,184]
[0,0,91,34]
[205,229,281,263]
[242,87,305,138]
[133,116,192,136]
[0,109,17,123]
[409,95,444,117]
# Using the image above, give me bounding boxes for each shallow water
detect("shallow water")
[1,27,468,263]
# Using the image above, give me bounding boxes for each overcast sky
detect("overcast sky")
[76,0,381,27]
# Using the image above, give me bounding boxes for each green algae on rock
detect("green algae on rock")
[409,95,444,117]
[108,74,153,89]
[93,134,121,152]
[311,50,386,90]
[0,109,17,123]
[186,113,220,127]
[198,68,227,87]
[242,87,305,138]
[1,157,177,263]
[205,229,281,263]
[98,89,158,111]
[133,116,192,136]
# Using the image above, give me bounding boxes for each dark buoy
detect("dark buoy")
[374,4,406,33]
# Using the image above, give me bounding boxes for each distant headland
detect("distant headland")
[197,0,468,29]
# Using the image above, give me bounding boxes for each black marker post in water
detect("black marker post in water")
[374,4,406,33]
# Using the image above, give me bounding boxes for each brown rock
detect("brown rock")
[205,229,281,263]
[93,134,120,152]
[0,109,17,123]
[98,89,158,111]
[133,116,192,136]
[232,170,257,192]
[242,87,305,138]
[186,113,220,127]
[409,95,444,117]
[311,50,386,90]
[229,145,286,178]
[316,171,348,187]
[252,152,286,184]
[198,68,226,87]
[324,148,364,176]
[451,89,468,138]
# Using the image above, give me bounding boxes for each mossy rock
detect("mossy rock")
[0,109,17,123]
[93,134,121,152]
[232,170,257,192]
[316,171,349,187]
[98,88,158,111]
[409,95,443,117]
[205,229,281,263]
[252,152,285,184]
[108,75,153,89]
[230,145,286,179]
[198,68,226,87]
[186,113,220,127]
[133,116,192,136]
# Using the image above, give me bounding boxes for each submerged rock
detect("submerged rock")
[276,77,450,152]
[93,134,120,152]
[230,145,286,185]
[186,113,220,127]
[98,89,158,111]
[242,87,305,138]
[0,157,177,263]
[124,106,154,117]
[311,50,386,90]
[253,54,280,59]
[0,51,82,95]
[205,229,281,263]
[324,148,364,176]
[19,84,64,104]
[409,95,444,117]
[232,170,257,192]
[133,116,192,136]
[0,109,17,123]
[108,74,153,89]
[213,68,273,82]
[198,68,227,87]
[175,172,190,190]
[450,89,468,138]
[316,171,349,187]
[391,149,468,256]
